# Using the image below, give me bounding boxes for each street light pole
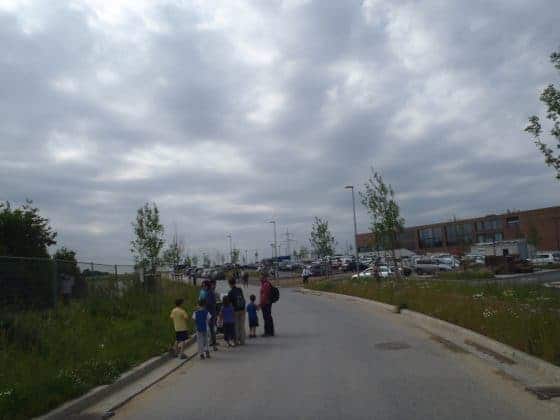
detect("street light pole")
[268,220,278,279]
[345,185,360,275]
[227,234,233,264]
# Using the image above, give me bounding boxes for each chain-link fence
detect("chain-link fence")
[0,256,198,419]
[0,256,178,310]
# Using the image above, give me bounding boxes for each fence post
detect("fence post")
[114,264,118,281]
[52,259,58,307]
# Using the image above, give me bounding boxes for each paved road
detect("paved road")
[114,284,558,420]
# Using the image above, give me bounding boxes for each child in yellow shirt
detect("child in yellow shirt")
[170,298,189,359]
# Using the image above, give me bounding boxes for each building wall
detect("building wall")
[356,205,560,254]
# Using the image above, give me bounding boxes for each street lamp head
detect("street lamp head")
[268,220,275,224]
[345,185,353,189]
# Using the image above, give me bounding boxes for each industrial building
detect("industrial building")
[356,205,560,255]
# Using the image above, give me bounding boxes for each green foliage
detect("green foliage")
[436,270,494,280]
[309,279,560,366]
[183,255,192,267]
[309,217,336,258]
[191,255,199,267]
[0,200,57,258]
[130,202,164,271]
[231,248,240,265]
[0,278,197,419]
[359,168,404,252]
[297,246,309,260]
[526,48,560,179]
[163,231,185,268]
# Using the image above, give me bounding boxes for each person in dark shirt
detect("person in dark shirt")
[220,296,236,347]
[227,278,246,345]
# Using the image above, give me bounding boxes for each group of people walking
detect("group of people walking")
[170,274,277,360]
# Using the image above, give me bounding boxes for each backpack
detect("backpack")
[270,285,280,303]
[232,287,246,311]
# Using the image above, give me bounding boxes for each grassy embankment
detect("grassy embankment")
[308,277,560,366]
[0,276,198,420]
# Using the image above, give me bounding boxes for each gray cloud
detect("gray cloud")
[1,0,559,263]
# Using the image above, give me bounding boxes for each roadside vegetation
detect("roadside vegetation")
[0,277,197,420]
[307,278,560,367]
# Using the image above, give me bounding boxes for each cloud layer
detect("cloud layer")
[1,0,559,263]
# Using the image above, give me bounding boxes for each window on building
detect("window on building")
[494,232,503,241]
[506,216,520,225]
[419,227,443,248]
[447,223,474,246]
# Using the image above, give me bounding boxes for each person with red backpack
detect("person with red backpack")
[259,273,279,337]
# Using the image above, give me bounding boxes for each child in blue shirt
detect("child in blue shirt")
[246,294,259,338]
[193,298,212,359]
[220,295,236,347]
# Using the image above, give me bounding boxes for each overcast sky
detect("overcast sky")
[1,0,559,264]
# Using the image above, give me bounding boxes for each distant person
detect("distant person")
[220,295,236,347]
[192,298,211,359]
[206,280,218,351]
[246,294,259,338]
[228,278,246,345]
[302,266,311,284]
[242,270,249,288]
[191,269,198,287]
[170,298,189,359]
[259,274,275,337]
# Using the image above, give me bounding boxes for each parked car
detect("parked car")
[343,261,368,272]
[530,253,557,266]
[415,258,453,275]
[351,265,392,279]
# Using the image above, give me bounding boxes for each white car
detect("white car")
[530,253,557,266]
[351,265,392,279]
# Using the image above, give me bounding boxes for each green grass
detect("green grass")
[308,278,560,366]
[435,269,494,280]
[0,277,198,420]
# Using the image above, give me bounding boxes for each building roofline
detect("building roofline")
[357,204,560,236]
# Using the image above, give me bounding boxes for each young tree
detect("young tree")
[0,200,57,257]
[184,255,192,267]
[359,168,405,274]
[309,217,336,258]
[163,230,185,269]
[526,49,560,179]
[298,245,310,261]
[231,248,240,265]
[130,202,165,275]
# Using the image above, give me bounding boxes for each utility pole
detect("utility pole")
[227,234,233,264]
[268,220,278,279]
[345,185,360,275]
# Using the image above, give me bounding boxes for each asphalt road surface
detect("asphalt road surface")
[114,284,558,420]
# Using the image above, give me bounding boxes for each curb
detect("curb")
[304,288,560,383]
[37,336,197,420]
